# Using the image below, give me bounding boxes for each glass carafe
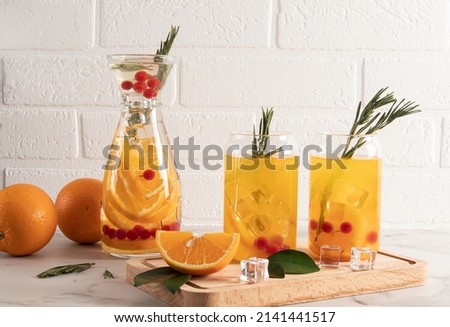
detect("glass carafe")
[101,55,181,257]
[308,133,381,261]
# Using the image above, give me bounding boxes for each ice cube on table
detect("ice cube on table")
[350,247,376,270]
[240,257,269,283]
[319,245,341,268]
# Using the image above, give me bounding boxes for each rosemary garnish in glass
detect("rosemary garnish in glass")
[252,108,284,158]
[314,87,420,241]
[341,87,420,159]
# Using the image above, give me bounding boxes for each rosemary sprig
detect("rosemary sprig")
[156,25,180,55]
[341,87,420,159]
[251,108,284,158]
[103,268,115,279]
[36,263,95,278]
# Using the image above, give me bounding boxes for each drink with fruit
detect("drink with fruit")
[308,88,420,261]
[308,143,381,261]
[223,109,299,260]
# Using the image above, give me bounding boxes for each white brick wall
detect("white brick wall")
[180,57,357,108]
[0,0,94,50]
[100,0,272,48]
[1,0,448,229]
[278,0,450,50]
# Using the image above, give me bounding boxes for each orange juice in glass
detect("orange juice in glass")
[224,133,299,260]
[101,55,180,257]
[308,133,381,261]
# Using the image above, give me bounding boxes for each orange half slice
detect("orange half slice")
[155,231,240,276]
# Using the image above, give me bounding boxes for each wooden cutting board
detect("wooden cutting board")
[126,250,427,307]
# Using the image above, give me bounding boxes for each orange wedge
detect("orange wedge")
[155,231,240,276]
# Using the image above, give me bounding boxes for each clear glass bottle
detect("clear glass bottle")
[308,133,381,261]
[101,55,181,257]
[223,132,299,260]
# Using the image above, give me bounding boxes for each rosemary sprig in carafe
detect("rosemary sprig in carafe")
[126,26,180,131]
[156,25,180,55]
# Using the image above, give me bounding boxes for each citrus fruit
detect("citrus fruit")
[55,178,102,244]
[156,231,240,276]
[102,137,180,231]
[0,183,58,256]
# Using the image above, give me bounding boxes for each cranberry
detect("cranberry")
[149,228,158,238]
[121,80,133,90]
[169,221,180,231]
[139,229,152,240]
[367,231,378,244]
[142,169,156,180]
[266,243,281,255]
[102,224,110,235]
[134,70,148,82]
[143,88,158,99]
[321,221,333,233]
[270,234,284,246]
[107,228,116,239]
[133,225,146,234]
[126,229,138,241]
[147,77,161,89]
[116,229,127,240]
[133,81,147,93]
[253,236,269,250]
[161,224,171,231]
[309,220,318,231]
[340,221,353,234]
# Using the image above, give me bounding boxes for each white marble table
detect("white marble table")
[0,228,448,307]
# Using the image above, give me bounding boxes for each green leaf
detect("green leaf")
[134,267,191,294]
[164,274,192,294]
[133,267,178,287]
[268,249,320,274]
[268,261,285,278]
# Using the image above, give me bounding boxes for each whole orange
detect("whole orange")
[0,184,58,256]
[55,178,102,244]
